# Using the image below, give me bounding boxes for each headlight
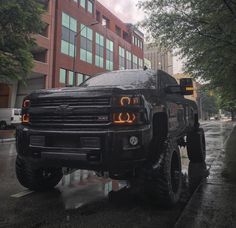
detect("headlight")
[22,99,30,124]
[113,112,138,124]
[23,99,30,108]
[22,114,30,124]
[114,96,140,107]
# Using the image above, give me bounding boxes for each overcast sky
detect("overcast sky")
[97,0,183,74]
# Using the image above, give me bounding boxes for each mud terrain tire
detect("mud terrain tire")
[187,128,206,162]
[16,156,63,191]
[144,140,182,207]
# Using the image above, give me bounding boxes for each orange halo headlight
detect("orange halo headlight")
[113,112,137,124]
[118,96,140,106]
[23,99,30,108]
[22,114,30,124]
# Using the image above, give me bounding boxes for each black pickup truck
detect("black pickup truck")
[16,69,206,206]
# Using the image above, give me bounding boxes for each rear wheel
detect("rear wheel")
[16,156,63,191]
[187,128,206,162]
[187,128,208,192]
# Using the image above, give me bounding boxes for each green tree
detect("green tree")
[0,0,43,83]
[138,0,236,99]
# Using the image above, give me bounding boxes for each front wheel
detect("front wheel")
[16,156,63,191]
[140,140,182,207]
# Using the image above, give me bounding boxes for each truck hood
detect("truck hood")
[27,85,141,100]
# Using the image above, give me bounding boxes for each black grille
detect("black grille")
[31,97,111,107]
[30,114,110,126]
[29,97,111,126]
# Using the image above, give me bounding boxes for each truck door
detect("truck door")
[159,71,185,134]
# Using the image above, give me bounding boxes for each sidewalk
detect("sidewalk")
[175,125,236,228]
[0,130,16,143]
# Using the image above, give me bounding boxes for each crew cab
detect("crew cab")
[16,69,206,206]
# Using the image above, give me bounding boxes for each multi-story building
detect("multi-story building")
[144,43,173,75]
[1,0,144,108]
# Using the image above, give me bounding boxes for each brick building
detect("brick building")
[1,0,144,108]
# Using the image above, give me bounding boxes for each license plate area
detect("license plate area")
[30,135,101,149]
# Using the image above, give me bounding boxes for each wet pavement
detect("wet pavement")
[0,120,234,228]
[175,121,236,228]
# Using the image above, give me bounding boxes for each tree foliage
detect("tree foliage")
[0,0,43,83]
[138,0,236,101]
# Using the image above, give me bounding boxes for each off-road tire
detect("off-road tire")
[16,156,63,191]
[143,140,182,207]
[0,121,7,130]
[187,128,206,162]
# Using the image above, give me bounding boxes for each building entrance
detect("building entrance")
[0,83,10,108]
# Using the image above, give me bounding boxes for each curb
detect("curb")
[0,138,16,143]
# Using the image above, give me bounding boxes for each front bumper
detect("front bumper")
[16,125,151,173]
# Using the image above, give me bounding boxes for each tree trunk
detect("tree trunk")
[231,110,235,121]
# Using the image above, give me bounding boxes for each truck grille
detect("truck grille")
[29,97,111,126]
[30,97,111,107]
[30,114,110,125]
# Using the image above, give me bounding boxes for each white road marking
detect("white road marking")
[11,189,34,198]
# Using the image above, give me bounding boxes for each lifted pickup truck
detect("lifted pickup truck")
[16,69,206,206]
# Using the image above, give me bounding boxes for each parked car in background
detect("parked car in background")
[0,108,21,129]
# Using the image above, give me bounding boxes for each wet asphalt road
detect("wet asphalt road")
[0,121,233,228]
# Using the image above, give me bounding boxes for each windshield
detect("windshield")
[80,70,157,89]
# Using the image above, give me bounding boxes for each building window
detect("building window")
[106,39,113,71]
[77,73,84,86]
[59,68,66,84]
[133,55,138,69]
[123,31,129,42]
[80,24,93,64]
[95,33,104,68]
[119,46,125,70]
[102,16,110,29]
[132,36,134,44]
[87,0,93,14]
[80,0,86,8]
[68,71,74,85]
[61,12,77,57]
[139,58,143,69]
[115,26,121,37]
[126,51,132,69]
[73,0,78,2]
[96,11,101,22]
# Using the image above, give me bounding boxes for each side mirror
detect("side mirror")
[180,78,194,95]
[165,85,182,94]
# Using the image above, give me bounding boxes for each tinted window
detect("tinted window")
[80,70,157,89]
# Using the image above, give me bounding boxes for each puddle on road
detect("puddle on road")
[57,170,127,210]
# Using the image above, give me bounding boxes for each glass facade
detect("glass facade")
[61,12,77,57]
[88,0,93,14]
[95,33,104,68]
[106,39,114,71]
[59,68,66,84]
[80,24,93,64]
[126,51,132,69]
[80,0,85,8]
[68,71,74,85]
[119,46,125,70]
[77,73,84,86]
[139,58,143,69]
[133,54,138,69]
